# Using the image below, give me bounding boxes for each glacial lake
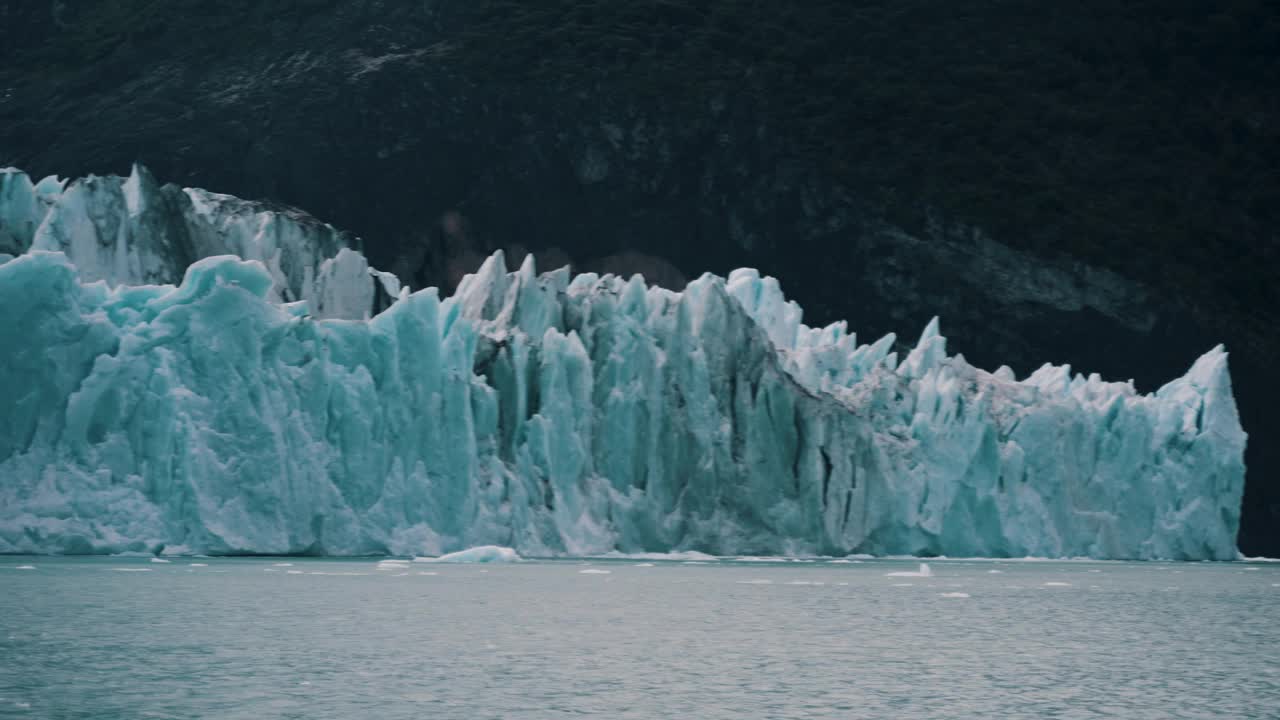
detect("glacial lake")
[2,556,1277,719]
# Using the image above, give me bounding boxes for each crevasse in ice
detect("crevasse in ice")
[0,170,1247,559]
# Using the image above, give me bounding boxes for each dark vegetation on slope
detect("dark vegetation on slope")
[2,0,1277,554]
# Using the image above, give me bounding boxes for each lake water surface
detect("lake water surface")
[2,556,1277,719]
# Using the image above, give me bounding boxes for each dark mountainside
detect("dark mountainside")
[2,0,1277,555]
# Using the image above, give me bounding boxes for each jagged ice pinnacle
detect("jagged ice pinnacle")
[0,167,1247,559]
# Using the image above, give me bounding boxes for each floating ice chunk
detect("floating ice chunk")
[785,580,825,586]
[886,563,934,578]
[1043,582,1072,587]
[987,569,1004,574]
[634,563,655,567]
[189,563,208,567]
[736,579,773,585]
[599,551,717,561]
[940,592,970,598]
[286,570,304,575]
[891,583,914,587]
[674,551,718,561]
[427,546,522,564]
[14,565,34,570]
[149,558,170,563]
[579,568,612,574]
[273,563,294,567]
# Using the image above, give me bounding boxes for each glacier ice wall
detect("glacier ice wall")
[0,231,1246,558]
[0,165,399,319]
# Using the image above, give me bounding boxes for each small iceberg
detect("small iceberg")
[579,568,611,574]
[149,558,171,563]
[418,546,521,564]
[886,563,934,578]
[597,550,717,561]
[940,592,970,598]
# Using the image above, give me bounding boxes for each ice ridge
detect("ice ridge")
[0,165,400,319]
[0,173,1248,560]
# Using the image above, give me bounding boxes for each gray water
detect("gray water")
[1,556,1277,719]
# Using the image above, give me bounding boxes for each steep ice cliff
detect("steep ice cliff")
[0,166,399,319]
[0,233,1247,558]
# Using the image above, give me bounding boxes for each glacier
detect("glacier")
[0,165,401,319]
[0,168,1248,559]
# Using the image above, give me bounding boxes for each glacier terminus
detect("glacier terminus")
[0,167,1247,559]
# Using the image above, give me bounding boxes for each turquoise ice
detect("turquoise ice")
[0,169,1247,559]
[0,166,400,319]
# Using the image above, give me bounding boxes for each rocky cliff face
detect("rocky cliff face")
[2,0,1276,554]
